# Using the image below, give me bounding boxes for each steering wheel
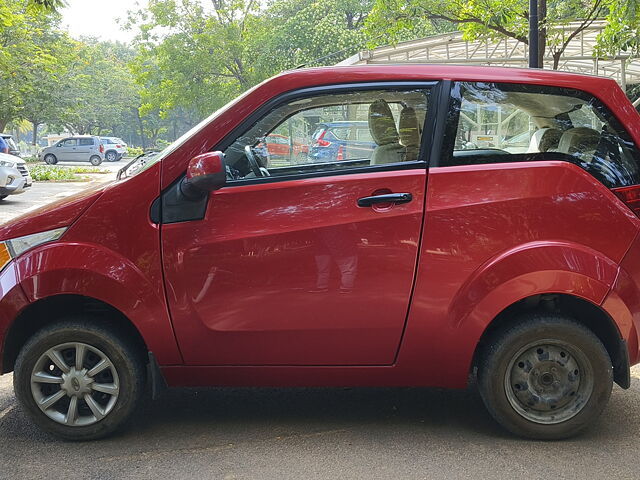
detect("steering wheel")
[244,145,270,177]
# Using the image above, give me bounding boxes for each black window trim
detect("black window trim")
[214,81,441,187]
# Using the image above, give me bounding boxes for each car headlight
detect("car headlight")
[0,227,67,272]
[0,160,16,168]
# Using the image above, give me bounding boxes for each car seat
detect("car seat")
[527,128,562,153]
[398,107,421,162]
[368,100,404,165]
[557,127,601,161]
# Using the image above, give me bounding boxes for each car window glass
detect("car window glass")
[443,82,640,188]
[62,139,77,147]
[79,138,94,146]
[222,88,430,182]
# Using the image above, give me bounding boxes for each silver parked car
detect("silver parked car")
[40,136,105,166]
[100,137,128,162]
[0,152,32,200]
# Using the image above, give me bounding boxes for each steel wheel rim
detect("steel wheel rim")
[30,342,120,427]
[504,339,594,425]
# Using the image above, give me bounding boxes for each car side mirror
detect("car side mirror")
[179,151,227,200]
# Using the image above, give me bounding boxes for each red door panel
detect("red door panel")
[162,169,426,366]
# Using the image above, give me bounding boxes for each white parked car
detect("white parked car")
[100,137,128,162]
[40,136,105,166]
[0,152,32,200]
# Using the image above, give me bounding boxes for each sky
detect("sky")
[61,0,144,43]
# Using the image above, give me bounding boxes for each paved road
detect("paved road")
[1,371,640,479]
[2,166,640,479]
[0,159,126,224]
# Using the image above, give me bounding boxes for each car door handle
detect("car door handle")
[357,193,413,208]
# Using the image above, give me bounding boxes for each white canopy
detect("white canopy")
[339,20,640,103]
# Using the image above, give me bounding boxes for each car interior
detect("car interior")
[222,89,430,181]
[447,86,640,187]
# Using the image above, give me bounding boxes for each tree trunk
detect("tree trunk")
[134,108,147,149]
[31,121,40,146]
[0,119,7,133]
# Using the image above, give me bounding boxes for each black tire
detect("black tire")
[0,195,7,200]
[44,154,57,165]
[478,313,612,440]
[14,320,145,441]
[105,151,118,162]
[90,156,102,166]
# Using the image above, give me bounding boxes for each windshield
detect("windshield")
[121,81,263,179]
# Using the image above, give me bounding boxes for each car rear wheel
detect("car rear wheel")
[44,154,57,165]
[478,313,612,440]
[105,151,118,162]
[90,156,103,166]
[14,320,145,440]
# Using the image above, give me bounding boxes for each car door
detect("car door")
[57,138,77,161]
[161,84,435,366]
[77,138,94,161]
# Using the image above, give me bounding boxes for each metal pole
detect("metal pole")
[529,0,540,68]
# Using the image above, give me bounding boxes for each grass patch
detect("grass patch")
[66,166,110,174]
[29,165,88,182]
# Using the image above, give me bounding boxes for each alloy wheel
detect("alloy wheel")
[30,342,120,427]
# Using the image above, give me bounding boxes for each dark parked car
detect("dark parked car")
[0,134,20,157]
[308,121,377,163]
[3,65,640,441]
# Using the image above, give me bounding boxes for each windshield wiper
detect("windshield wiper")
[117,152,157,180]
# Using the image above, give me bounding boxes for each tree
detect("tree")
[0,0,62,130]
[365,0,621,69]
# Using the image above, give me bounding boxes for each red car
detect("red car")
[262,134,308,160]
[2,65,640,440]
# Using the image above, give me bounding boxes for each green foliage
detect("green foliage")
[127,146,144,157]
[365,0,640,69]
[29,165,108,181]
[29,165,85,181]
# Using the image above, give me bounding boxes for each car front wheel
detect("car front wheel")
[478,313,613,440]
[14,320,145,440]
[44,154,57,165]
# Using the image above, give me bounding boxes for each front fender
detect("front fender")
[14,242,182,364]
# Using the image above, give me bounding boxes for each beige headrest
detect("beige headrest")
[558,127,601,156]
[527,128,562,153]
[368,100,399,146]
[398,107,420,148]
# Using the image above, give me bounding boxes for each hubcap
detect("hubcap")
[30,342,120,427]
[504,340,593,424]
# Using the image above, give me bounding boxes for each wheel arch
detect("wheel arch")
[2,294,148,374]
[470,293,630,389]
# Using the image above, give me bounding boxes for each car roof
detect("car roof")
[279,64,617,88]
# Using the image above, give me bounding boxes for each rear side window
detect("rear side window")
[442,82,640,188]
[79,138,94,146]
